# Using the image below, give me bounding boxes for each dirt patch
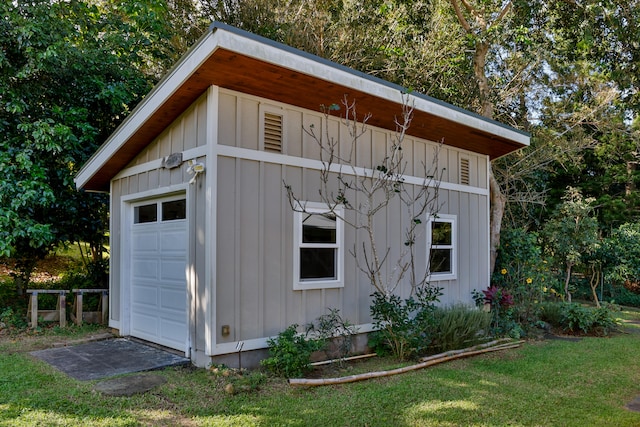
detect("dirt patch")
[0,326,113,354]
[543,333,583,342]
[95,373,167,396]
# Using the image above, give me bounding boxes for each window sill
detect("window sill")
[293,280,344,291]
[429,273,457,282]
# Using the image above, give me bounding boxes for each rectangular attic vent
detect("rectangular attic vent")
[460,158,470,185]
[264,112,283,153]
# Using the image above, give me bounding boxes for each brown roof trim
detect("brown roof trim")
[76,22,529,192]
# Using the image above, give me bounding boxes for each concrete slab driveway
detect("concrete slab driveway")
[30,338,190,381]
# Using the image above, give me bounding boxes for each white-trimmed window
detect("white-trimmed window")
[427,214,456,280]
[293,202,344,290]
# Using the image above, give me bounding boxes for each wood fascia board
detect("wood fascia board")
[74,30,220,190]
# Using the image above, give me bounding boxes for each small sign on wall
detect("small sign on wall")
[162,152,183,169]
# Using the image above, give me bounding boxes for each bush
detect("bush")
[602,223,640,290]
[430,305,491,352]
[0,306,28,332]
[591,304,621,336]
[369,286,442,360]
[309,308,358,361]
[492,227,559,330]
[260,324,325,378]
[475,285,525,338]
[538,302,620,336]
[562,303,595,334]
[538,301,564,327]
[606,286,640,308]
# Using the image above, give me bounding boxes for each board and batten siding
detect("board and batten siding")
[108,93,208,349]
[214,88,490,344]
[108,85,491,358]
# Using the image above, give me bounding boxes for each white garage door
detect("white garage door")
[130,197,188,351]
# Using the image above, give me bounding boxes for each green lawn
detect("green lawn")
[2,314,640,427]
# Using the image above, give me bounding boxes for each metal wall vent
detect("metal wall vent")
[264,112,283,153]
[460,157,470,185]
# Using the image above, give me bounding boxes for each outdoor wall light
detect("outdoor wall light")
[187,161,206,184]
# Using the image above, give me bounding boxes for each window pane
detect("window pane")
[431,222,452,245]
[300,248,336,280]
[134,204,157,224]
[302,213,336,243]
[430,249,452,273]
[162,199,186,221]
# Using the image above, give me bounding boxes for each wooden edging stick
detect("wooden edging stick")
[310,353,378,367]
[289,340,524,387]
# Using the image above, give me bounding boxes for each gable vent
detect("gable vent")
[460,158,470,185]
[264,112,283,153]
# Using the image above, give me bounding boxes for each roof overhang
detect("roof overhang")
[75,22,530,192]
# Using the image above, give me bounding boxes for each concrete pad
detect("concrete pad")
[30,338,190,381]
[94,372,167,396]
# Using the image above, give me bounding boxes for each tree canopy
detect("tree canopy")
[0,0,200,291]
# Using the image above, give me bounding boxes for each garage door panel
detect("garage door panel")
[130,197,188,352]
[131,312,158,335]
[132,259,160,280]
[160,229,187,250]
[160,260,187,281]
[161,288,187,311]
[132,231,160,252]
[160,319,185,338]
[132,284,158,305]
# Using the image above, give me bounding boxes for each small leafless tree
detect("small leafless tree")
[284,95,444,296]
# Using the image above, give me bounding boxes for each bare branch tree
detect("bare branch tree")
[284,95,444,295]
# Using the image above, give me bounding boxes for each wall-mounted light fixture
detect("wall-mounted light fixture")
[186,160,206,184]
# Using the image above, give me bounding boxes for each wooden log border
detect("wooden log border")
[289,339,523,387]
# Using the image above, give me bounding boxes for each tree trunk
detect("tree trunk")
[564,263,573,303]
[448,0,510,276]
[473,40,494,119]
[489,165,505,274]
[626,161,637,197]
[474,40,503,274]
[590,265,601,308]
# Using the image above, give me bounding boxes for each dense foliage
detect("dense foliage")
[0,0,197,293]
[369,286,443,360]
[261,324,325,378]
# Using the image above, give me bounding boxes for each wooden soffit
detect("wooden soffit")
[77,24,528,192]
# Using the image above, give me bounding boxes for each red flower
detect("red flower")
[483,285,514,308]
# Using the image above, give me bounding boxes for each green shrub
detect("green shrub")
[309,308,358,361]
[492,227,559,330]
[260,324,325,378]
[369,286,442,360]
[591,304,621,336]
[430,305,491,352]
[602,223,640,292]
[539,301,620,335]
[538,301,564,327]
[562,303,595,334]
[606,286,640,307]
[0,306,28,331]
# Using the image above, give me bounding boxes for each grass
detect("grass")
[2,311,640,427]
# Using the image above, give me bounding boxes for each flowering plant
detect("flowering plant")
[482,285,514,308]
